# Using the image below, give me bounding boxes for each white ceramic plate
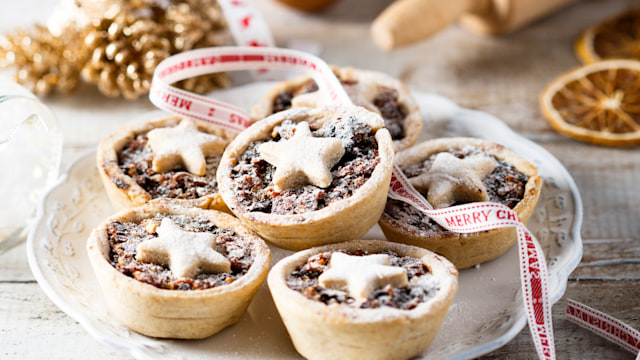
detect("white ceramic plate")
[27,83,583,360]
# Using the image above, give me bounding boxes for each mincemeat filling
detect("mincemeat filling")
[385,147,528,233]
[106,214,253,290]
[286,249,437,310]
[230,116,380,215]
[115,132,220,199]
[272,78,406,140]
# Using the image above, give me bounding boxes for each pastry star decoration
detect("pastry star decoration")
[292,83,380,115]
[146,118,227,176]
[136,218,231,279]
[409,152,497,209]
[258,121,345,192]
[318,252,408,301]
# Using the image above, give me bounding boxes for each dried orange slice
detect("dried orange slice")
[575,8,640,64]
[540,59,640,146]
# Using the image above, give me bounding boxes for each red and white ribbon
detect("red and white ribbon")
[567,299,640,357]
[388,165,555,360]
[218,0,276,80]
[148,43,555,358]
[218,0,275,49]
[149,46,352,133]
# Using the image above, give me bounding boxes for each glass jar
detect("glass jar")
[0,81,62,254]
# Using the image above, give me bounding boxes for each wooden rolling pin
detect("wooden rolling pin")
[371,0,579,50]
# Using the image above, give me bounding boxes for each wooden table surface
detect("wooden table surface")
[1,0,639,359]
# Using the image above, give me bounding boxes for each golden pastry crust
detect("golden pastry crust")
[217,106,394,251]
[97,115,233,212]
[251,66,422,151]
[86,203,271,339]
[379,137,542,269]
[267,239,458,360]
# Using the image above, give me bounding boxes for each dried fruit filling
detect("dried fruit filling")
[385,147,528,233]
[115,133,220,199]
[272,79,407,140]
[286,249,437,310]
[230,116,380,215]
[106,214,254,290]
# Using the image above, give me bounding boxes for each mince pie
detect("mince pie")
[86,203,271,339]
[97,115,233,212]
[217,106,394,250]
[251,66,422,151]
[379,137,542,269]
[267,239,458,360]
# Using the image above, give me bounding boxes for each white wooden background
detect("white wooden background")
[1,0,639,359]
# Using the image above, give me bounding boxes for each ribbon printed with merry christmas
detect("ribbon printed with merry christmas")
[388,165,555,359]
[566,299,640,358]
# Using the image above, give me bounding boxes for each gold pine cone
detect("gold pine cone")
[0,0,230,99]
[80,0,229,100]
[0,24,85,96]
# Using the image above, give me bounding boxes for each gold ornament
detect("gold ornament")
[0,0,229,99]
[0,24,85,96]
